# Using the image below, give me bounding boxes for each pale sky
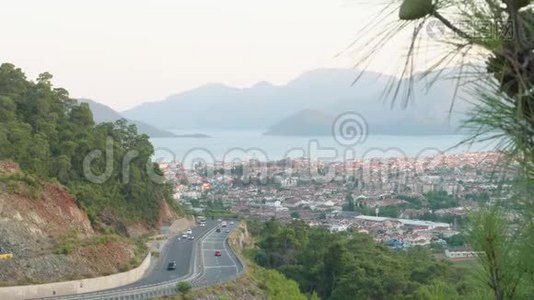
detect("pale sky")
[1,0,427,111]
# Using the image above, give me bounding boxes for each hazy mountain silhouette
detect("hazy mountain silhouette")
[122,68,472,135]
[264,110,335,136]
[80,99,178,137]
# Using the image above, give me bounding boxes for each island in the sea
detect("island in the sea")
[263,109,334,136]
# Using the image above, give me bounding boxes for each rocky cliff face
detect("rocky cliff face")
[0,184,95,239]
[0,162,136,285]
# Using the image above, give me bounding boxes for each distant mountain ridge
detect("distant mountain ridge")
[264,110,335,136]
[122,68,472,135]
[80,99,178,138]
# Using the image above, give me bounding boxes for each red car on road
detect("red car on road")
[214,250,222,257]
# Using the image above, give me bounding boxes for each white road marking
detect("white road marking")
[222,233,239,273]
[203,265,237,269]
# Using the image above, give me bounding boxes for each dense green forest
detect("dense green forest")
[0,63,178,232]
[248,218,477,300]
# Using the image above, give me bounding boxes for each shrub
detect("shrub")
[54,242,74,255]
[177,281,192,294]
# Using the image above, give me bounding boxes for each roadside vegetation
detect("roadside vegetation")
[185,264,306,300]
[0,171,42,199]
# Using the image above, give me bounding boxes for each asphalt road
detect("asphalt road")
[126,220,218,287]
[41,219,242,299]
[191,222,242,287]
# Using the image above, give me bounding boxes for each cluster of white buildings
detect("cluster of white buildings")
[354,215,451,230]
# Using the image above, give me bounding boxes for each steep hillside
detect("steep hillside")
[0,162,142,285]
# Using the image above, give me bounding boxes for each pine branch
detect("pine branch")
[431,10,474,41]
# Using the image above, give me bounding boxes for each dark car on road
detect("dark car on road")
[214,250,222,257]
[216,228,221,233]
[167,261,177,270]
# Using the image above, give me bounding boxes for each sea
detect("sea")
[150,130,496,167]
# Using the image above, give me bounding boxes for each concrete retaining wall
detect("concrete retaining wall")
[0,253,151,300]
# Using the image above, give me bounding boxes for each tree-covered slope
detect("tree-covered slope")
[248,218,474,300]
[0,63,180,233]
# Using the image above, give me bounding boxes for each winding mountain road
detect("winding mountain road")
[190,223,242,287]
[42,220,244,300]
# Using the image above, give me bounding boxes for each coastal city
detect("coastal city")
[159,151,514,259]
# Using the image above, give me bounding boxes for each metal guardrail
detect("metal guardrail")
[38,223,244,300]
